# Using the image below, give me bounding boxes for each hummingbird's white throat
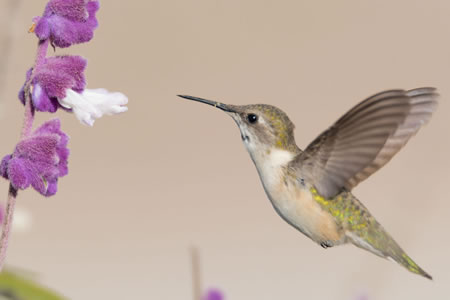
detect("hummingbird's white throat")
[236,119,294,186]
[231,113,295,168]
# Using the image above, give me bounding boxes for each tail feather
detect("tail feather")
[347,228,432,280]
[392,250,432,280]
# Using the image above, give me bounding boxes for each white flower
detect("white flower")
[59,88,128,126]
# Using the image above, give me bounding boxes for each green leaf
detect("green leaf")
[0,270,66,300]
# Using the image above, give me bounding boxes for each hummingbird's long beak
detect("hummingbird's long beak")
[178,95,236,113]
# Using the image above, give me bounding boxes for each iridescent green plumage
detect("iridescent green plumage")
[311,187,431,279]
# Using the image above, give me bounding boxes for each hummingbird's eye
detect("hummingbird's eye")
[247,113,258,124]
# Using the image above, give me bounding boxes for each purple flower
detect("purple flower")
[19,55,87,113]
[0,119,69,197]
[33,0,99,48]
[18,55,128,125]
[203,289,224,300]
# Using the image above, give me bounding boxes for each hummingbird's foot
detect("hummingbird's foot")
[320,241,334,249]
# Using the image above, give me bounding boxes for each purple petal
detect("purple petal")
[34,119,70,177]
[34,17,51,41]
[38,56,86,96]
[56,147,69,176]
[0,155,12,179]
[45,179,58,197]
[46,16,84,48]
[34,59,80,99]
[15,135,60,164]
[24,55,87,112]
[35,0,99,48]
[43,56,87,93]
[85,0,99,30]
[203,289,224,300]
[0,119,70,196]
[31,83,59,113]
[45,0,89,22]
[7,159,31,190]
[34,118,61,135]
[19,56,86,112]
[18,68,33,105]
[32,160,60,180]
[29,173,47,195]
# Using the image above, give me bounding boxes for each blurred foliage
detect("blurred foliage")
[0,270,65,300]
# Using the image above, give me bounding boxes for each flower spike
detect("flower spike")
[0,0,128,271]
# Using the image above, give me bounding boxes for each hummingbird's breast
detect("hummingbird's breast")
[252,149,344,245]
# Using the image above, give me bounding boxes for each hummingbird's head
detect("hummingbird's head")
[179,95,299,155]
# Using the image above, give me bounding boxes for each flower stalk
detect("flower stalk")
[0,39,47,271]
[0,38,50,272]
[0,186,17,271]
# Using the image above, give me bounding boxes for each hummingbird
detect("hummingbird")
[178,87,438,279]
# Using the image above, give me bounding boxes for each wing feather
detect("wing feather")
[297,87,438,198]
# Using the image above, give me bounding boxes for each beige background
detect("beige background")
[0,0,449,299]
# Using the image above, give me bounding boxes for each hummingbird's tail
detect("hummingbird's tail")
[346,225,432,280]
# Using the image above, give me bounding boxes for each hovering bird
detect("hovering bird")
[179,88,438,279]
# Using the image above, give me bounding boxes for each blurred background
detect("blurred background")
[0,0,449,299]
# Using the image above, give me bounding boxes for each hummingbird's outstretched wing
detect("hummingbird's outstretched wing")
[298,87,438,199]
